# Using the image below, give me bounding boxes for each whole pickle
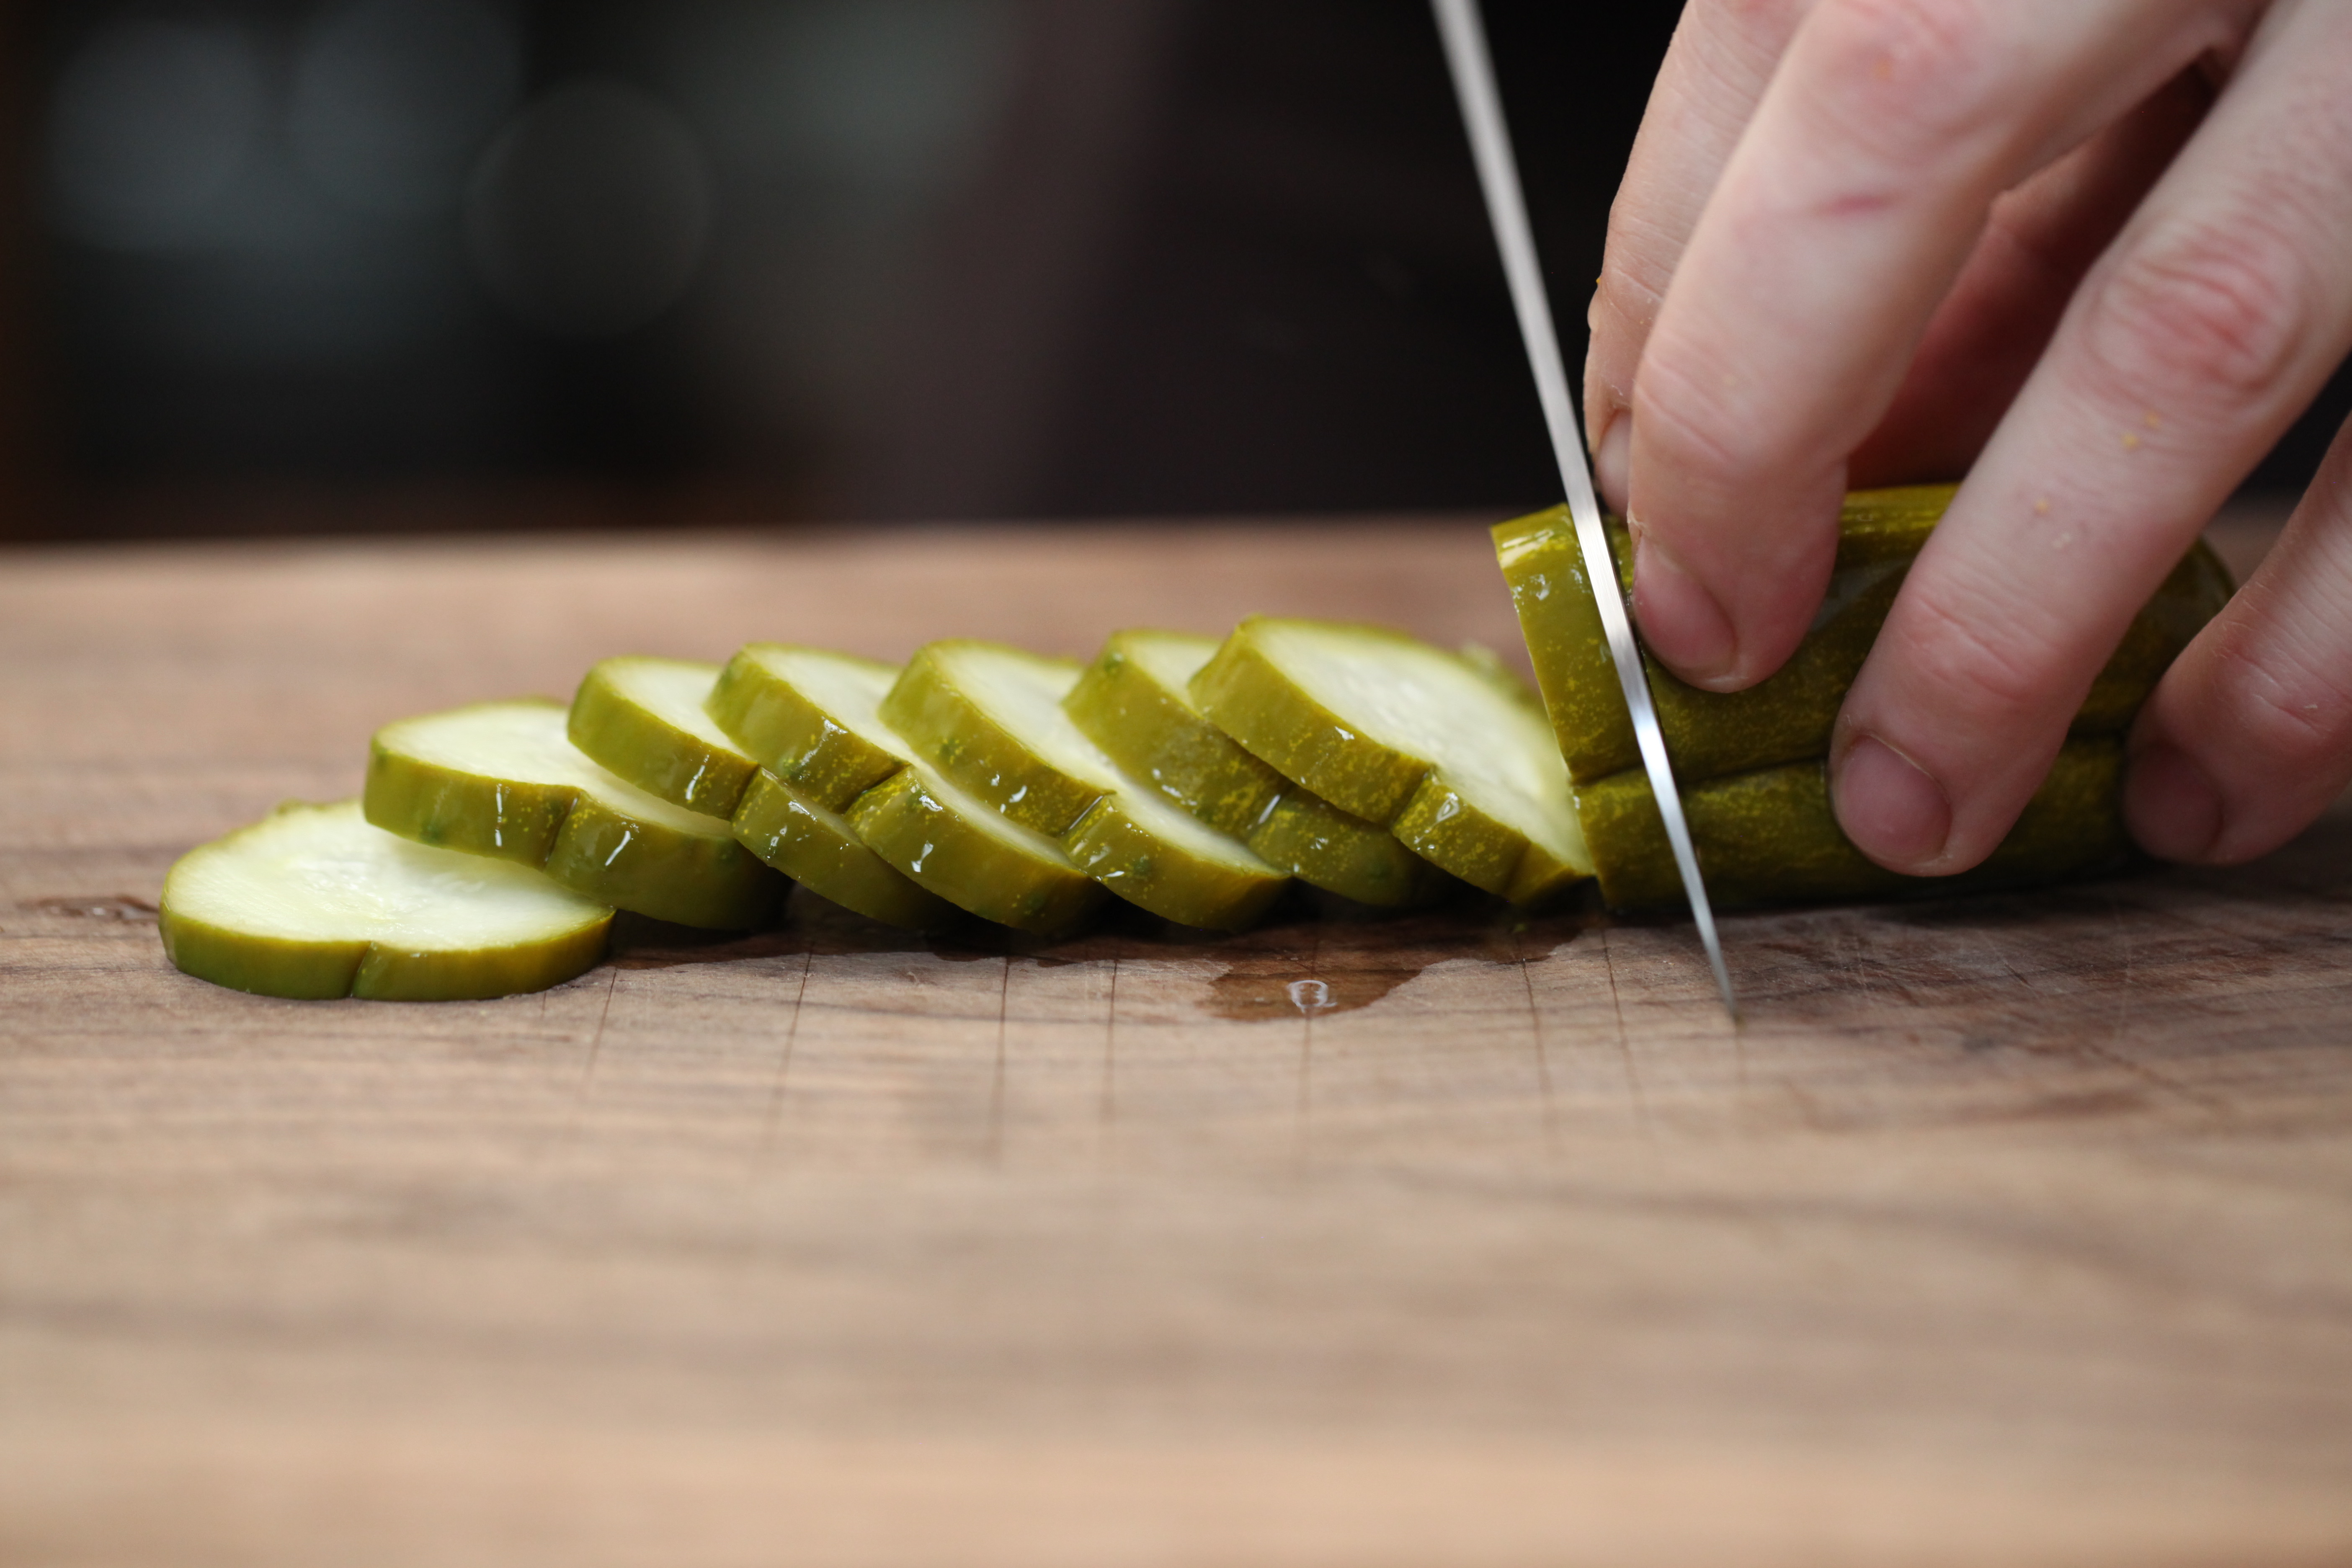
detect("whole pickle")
[1496,484,2236,910]
[1493,484,2235,786]
[1578,739,2129,910]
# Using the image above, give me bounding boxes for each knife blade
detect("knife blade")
[1430,0,1737,1019]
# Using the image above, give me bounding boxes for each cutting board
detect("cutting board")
[3,511,2348,1567]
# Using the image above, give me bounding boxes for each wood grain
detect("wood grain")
[4,511,2349,1568]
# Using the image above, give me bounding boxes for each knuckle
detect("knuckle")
[1802,0,2002,150]
[2204,631,2352,767]
[2082,220,2309,404]
[1890,577,2058,727]
[1629,342,1772,486]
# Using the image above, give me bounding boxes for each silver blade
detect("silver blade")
[1430,0,1736,1019]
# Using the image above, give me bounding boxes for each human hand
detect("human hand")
[1584,0,2352,874]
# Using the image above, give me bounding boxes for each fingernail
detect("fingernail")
[1593,413,1631,513]
[1630,526,1737,686]
[1833,734,1952,871]
[2124,742,2223,861]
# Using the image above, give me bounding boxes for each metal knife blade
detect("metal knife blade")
[1430,0,1737,1019]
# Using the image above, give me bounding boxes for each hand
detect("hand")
[1584,0,2352,874]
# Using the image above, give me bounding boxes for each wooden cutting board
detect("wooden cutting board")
[3,511,2348,1568]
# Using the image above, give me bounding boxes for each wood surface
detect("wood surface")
[3,511,2349,1568]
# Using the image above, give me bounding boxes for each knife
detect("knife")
[1430,0,1737,1019]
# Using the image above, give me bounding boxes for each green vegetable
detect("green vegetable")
[1493,483,2236,908]
[1578,739,2128,910]
[1065,629,1453,908]
[1190,618,1591,907]
[161,799,611,1000]
[706,642,1100,935]
[1493,483,2236,785]
[364,699,784,929]
[883,640,1287,931]
[568,656,760,817]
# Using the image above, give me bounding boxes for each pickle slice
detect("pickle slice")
[706,643,909,808]
[730,770,957,931]
[885,639,1287,931]
[1191,618,1591,907]
[567,656,760,817]
[1065,629,1447,908]
[847,762,1108,936]
[879,642,1102,834]
[575,649,954,930]
[1578,738,2129,910]
[161,799,611,1000]
[706,643,1088,934]
[365,699,784,930]
[1495,483,2236,785]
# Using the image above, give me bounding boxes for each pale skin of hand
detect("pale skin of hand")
[1585,0,2352,876]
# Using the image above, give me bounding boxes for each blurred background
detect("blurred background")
[2,0,2344,542]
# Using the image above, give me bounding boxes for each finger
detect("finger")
[2126,414,2352,864]
[1625,0,2244,692]
[1832,0,2352,874]
[1584,0,1812,511]
[1849,62,2217,486]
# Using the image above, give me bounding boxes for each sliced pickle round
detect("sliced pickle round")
[706,643,909,807]
[882,639,1287,930]
[161,799,611,1000]
[732,768,957,931]
[847,763,1107,937]
[1065,629,1448,908]
[1191,618,1590,908]
[708,643,1092,933]
[365,698,784,929]
[567,655,761,818]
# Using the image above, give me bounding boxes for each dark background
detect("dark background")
[5,0,2345,541]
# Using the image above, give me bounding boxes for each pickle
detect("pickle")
[883,640,1287,931]
[706,643,909,807]
[570,649,953,930]
[1579,738,2129,910]
[1494,483,2236,784]
[1064,629,1448,909]
[161,799,611,1000]
[879,642,1103,835]
[1497,482,2236,910]
[704,643,1090,934]
[846,763,1108,937]
[730,770,958,931]
[567,656,760,817]
[1190,618,1591,908]
[364,699,784,930]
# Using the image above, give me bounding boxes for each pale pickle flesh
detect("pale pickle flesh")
[161,799,611,1000]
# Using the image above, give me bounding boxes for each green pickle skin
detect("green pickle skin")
[878,642,1103,836]
[707,644,908,809]
[162,908,610,1001]
[1580,740,2129,910]
[1495,484,2235,909]
[847,767,1107,937]
[1189,627,1432,825]
[732,769,959,931]
[1065,634,1283,836]
[1066,631,1448,908]
[567,658,758,818]
[365,703,784,931]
